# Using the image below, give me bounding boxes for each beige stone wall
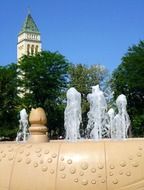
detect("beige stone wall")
[0,139,144,190]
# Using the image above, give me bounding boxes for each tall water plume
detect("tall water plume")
[64,87,82,140]
[112,94,130,139]
[16,109,29,142]
[87,85,107,139]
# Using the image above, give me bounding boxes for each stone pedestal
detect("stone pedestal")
[28,107,48,143]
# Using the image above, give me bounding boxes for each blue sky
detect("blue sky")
[0,0,144,72]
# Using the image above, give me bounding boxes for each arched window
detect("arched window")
[35,45,39,54]
[31,45,34,55]
[27,44,30,56]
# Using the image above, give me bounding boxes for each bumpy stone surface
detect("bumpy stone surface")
[0,139,144,190]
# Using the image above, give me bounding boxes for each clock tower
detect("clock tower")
[17,13,42,60]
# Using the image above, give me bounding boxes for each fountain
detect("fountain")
[0,87,144,190]
[78,85,129,140]
[64,87,81,140]
[112,94,130,139]
[87,85,107,139]
[107,108,115,138]
[16,108,29,142]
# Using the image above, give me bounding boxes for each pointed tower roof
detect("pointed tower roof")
[19,13,40,34]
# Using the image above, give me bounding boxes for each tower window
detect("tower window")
[31,45,34,55]
[35,45,39,54]
[27,44,30,56]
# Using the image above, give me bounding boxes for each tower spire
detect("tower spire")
[27,6,31,14]
[17,12,42,60]
[19,13,40,34]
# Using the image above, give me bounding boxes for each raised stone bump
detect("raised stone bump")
[60,157,64,161]
[120,161,126,167]
[119,170,123,175]
[113,179,118,184]
[91,179,96,184]
[81,162,88,170]
[35,148,41,153]
[26,158,31,164]
[44,150,49,154]
[128,155,133,160]
[110,164,115,169]
[33,162,38,167]
[98,163,104,169]
[61,174,66,179]
[98,174,102,178]
[26,152,30,156]
[79,171,84,176]
[81,179,88,185]
[48,158,52,163]
[101,179,105,183]
[67,159,72,164]
[59,165,65,171]
[37,153,41,157]
[2,153,6,158]
[74,178,78,183]
[137,152,142,157]
[52,153,57,158]
[70,167,76,174]
[50,169,54,174]
[42,166,48,172]
[109,172,113,176]
[17,158,22,163]
[91,168,96,173]
[132,161,139,167]
[126,171,131,176]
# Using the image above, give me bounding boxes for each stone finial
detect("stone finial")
[28,108,48,143]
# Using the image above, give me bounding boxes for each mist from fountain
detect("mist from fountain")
[64,87,82,141]
[16,108,29,142]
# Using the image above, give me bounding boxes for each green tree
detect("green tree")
[111,40,144,136]
[18,51,69,138]
[0,64,18,139]
[69,64,108,136]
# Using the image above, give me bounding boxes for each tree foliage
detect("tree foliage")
[0,64,18,139]
[18,51,69,138]
[111,40,144,136]
[69,64,108,94]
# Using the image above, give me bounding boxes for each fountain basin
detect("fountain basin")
[0,139,144,190]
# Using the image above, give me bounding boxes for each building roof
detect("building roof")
[19,13,40,34]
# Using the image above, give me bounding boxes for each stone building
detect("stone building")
[17,13,42,60]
